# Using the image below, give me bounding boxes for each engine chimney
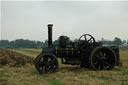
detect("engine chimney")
[48,24,53,47]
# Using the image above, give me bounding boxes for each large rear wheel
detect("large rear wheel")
[89,46,117,70]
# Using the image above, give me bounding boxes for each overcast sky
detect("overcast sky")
[1,1,128,41]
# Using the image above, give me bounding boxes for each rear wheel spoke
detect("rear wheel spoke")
[94,62,98,66]
[102,64,106,70]
[104,62,112,67]
[98,65,101,70]
[95,54,101,59]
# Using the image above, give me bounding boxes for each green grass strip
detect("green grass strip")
[40,75,67,85]
[89,74,110,80]
[15,48,40,55]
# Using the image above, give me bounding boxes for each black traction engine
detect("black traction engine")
[35,24,120,74]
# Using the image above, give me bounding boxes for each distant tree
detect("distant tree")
[53,40,59,46]
[74,38,79,42]
[43,40,48,47]
[101,38,104,42]
[101,39,113,45]
[0,39,44,48]
[122,40,126,44]
[0,40,10,48]
[36,41,44,48]
[113,37,122,46]
[9,41,15,48]
[10,39,37,48]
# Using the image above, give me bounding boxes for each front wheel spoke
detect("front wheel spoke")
[45,65,51,71]
[45,62,55,70]
[39,63,44,67]
[44,58,48,62]
[44,60,57,72]
[46,64,56,72]
[39,66,45,73]
[39,61,45,66]
[47,61,53,65]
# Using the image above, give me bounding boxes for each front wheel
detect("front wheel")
[89,46,117,70]
[34,53,58,74]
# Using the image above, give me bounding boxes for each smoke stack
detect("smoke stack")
[48,24,53,47]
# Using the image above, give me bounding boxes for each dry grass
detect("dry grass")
[0,48,34,67]
[0,48,128,85]
[10,48,42,57]
[0,65,49,85]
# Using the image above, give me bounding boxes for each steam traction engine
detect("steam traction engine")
[35,24,120,74]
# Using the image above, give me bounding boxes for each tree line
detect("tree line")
[0,37,127,48]
[101,37,128,46]
[0,39,44,48]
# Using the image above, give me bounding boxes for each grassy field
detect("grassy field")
[10,48,42,57]
[0,48,128,85]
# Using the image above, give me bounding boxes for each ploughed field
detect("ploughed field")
[0,47,128,85]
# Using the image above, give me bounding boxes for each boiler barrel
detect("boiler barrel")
[55,48,80,57]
